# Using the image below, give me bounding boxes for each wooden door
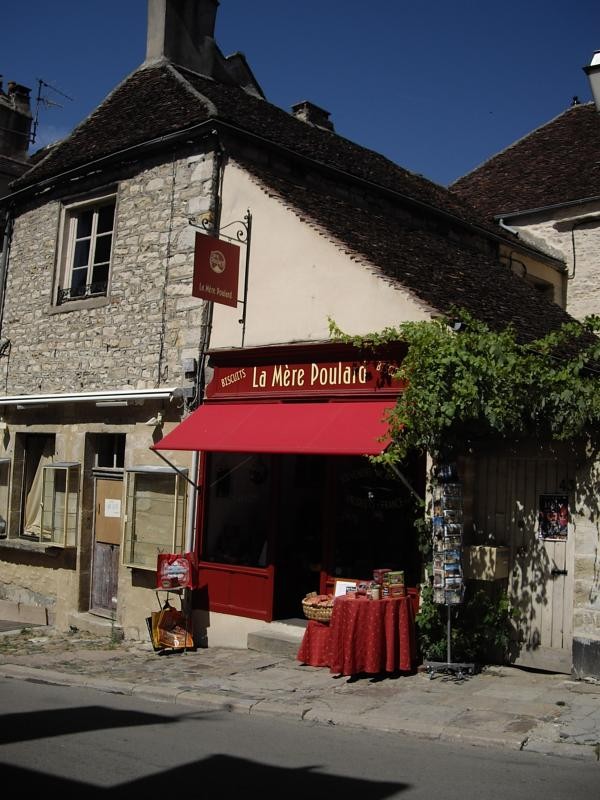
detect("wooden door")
[90,477,123,616]
[471,446,574,673]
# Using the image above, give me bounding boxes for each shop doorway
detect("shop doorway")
[198,451,424,622]
[272,455,325,619]
[90,476,122,616]
[89,434,125,618]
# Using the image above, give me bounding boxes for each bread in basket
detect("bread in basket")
[302,591,334,622]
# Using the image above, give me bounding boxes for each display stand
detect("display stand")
[150,588,193,655]
[425,466,475,681]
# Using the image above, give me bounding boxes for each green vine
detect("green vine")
[416,583,513,665]
[329,308,600,464]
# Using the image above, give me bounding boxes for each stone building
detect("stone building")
[451,51,600,323]
[0,1,596,678]
[451,50,600,678]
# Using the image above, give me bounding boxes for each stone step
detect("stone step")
[67,611,124,642]
[247,618,307,658]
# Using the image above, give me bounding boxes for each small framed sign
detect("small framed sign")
[537,494,569,541]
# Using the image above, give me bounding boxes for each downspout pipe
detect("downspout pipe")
[184,133,225,561]
[498,217,520,236]
[0,209,13,336]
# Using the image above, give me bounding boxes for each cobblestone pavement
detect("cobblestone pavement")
[1,624,599,762]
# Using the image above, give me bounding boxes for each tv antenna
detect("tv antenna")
[30,78,73,145]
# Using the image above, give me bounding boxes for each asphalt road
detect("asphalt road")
[0,677,597,798]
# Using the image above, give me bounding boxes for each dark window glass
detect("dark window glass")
[91,262,109,286]
[97,203,115,234]
[93,234,112,264]
[70,268,87,291]
[73,240,90,269]
[203,453,271,568]
[76,210,93,238]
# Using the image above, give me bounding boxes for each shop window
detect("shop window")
[39,462,80,547]
[202,453,271,567]
[94,433,125,470]
[55,193,116,307]
[17,434,56,541]
[0,458,10,538]
[330,456,421,586]
[122,466,187,570]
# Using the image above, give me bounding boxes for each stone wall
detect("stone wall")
[511,200,600,321]
[2,149,215,395]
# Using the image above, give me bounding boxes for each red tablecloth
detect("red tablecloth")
[297,595,416,676]
[296,619,331,667]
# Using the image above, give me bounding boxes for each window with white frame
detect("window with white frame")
[122,467,188,570]
[56,194,116,305]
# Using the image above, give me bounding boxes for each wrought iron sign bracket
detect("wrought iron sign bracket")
[188,210,253,346]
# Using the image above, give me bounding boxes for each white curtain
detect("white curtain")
[24,441,54,537]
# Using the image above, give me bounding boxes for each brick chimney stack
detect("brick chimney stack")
[0,78,32,195]
[584,50,600,112]
[145,0,221,75]
[291,101,335,132]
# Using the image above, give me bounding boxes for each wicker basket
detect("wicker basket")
[302,594,334,622]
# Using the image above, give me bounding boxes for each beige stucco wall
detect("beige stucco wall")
[498,243,567,308]
[211,161,433,349]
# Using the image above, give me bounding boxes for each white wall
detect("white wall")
[211,162,433,349]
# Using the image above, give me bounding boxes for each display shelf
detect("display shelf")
[428,467,474,681]
[149,588,193,654]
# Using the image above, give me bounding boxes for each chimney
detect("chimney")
[291,101,334,132]
[583,50,600,112]
[0,78,32,194]
[145,0,220,74]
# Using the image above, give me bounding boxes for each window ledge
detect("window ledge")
[0,538,74,556]
[46,295,110,315]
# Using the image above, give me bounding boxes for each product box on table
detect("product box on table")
[373,568,392,584]
[384,570,405,585]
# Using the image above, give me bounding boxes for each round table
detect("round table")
[298,594,416,676]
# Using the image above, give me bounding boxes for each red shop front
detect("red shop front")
[153,342,424,622]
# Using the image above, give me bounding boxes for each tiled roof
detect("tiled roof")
[450,103,600,219]
[12,63,506,237]
[9,61,576,344]
[239,157,575,344]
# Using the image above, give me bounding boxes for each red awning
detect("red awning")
[152,401,395,456]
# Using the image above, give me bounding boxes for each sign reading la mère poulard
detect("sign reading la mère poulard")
[206,359,405,399]
[192,232,240,308]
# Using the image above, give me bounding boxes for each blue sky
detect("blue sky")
[2,0,599,186]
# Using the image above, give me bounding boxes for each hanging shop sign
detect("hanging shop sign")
[192,232,240,308]
[206,358,405,399]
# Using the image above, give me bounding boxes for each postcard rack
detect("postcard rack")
[425,468,474,681]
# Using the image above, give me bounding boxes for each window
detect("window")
[202,453,271,568]
[122,467,188,570]
[56,194,116,305]
[39,462,80,547]
[95,434,125,470]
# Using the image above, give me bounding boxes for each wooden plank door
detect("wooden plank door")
[471,446,574,673]
[90,477,123,616]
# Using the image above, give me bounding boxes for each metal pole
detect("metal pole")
[447,605,452,666]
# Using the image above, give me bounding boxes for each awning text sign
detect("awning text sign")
[192,232,240,308]
[207,359,404,399]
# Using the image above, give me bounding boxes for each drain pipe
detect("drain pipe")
[0,210,13,335]
[498,217,520,236]
[183,135,225,621]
